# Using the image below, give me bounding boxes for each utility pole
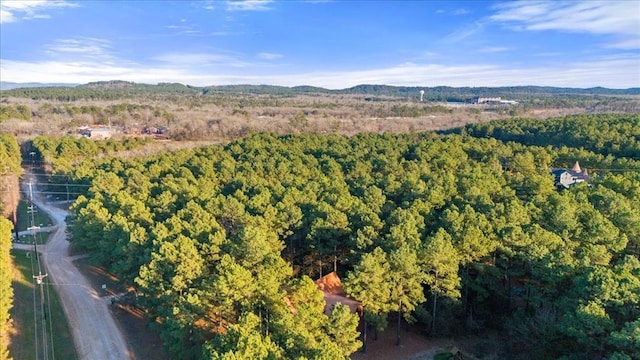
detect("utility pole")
[28,182,40,253]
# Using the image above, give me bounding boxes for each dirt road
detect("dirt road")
[22,176,133,360]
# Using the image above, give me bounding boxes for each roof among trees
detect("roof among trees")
[316,272,361,315]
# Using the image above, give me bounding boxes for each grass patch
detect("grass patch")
[15,200,53,232]
[9,249,77,360]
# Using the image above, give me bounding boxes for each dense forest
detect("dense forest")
[456,114,640,159]
[26,113,639,359]
[0,134,21,359]
[31,136,151,172]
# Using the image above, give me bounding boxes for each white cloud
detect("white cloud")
[0,59,200,84]
[491,1,640,49]
[451,8,469,16]
[44,37,113,61]
[605,38,640,50]
[166,19,201,35]
[533,52,564,57]
[0,8,15,23]
[478,47,511,53]
[282,58,639,88]
[0,0,77,23]
[257,52,283,60]
[152,52,248,67]
[199,1,215,11]
[443,21,485,43]
[2,54,638,89]
[226,0,273,12]
[436,8,470,16]
[23,13,51,20]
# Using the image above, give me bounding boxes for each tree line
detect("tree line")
[28,113,640,359]
[0,134,21,360]
[457,113,640,159]
[0,134,22,175]
[3,82,639,110]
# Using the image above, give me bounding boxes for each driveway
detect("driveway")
[20,174,133,360]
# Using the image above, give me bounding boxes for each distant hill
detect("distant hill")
[203,83,640,102]
[340,84,640,101]
[0,81,78,91]
[80,80,194,92]
[1,80,639,101]
[1,80,200,100]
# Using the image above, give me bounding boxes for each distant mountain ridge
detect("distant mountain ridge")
[2,80,639,100]
[200,83,640,97]
[0,81,79,91]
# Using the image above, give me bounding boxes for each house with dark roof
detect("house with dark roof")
[551,161,589,189]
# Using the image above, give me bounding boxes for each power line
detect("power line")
[28,181,51,360]
[17,181,92,188]
[41,272,48,360]
[29,249,39,360]
[26,182,40,360]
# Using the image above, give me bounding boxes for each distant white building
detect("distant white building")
[89,127,115,139]
[78,126,115,139]
[474,97,518,105]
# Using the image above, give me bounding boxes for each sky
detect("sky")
[1,0,639,89]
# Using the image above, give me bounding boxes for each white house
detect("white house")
[551,161,589,189]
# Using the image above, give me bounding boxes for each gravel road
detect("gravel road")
[21,176,133,360]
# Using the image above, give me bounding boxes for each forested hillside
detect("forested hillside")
[3,81,639,102]
[27,113,637,359]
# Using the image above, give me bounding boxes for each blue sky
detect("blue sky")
[1,0,639,88]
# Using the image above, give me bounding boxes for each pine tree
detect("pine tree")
[422,228,461,335]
